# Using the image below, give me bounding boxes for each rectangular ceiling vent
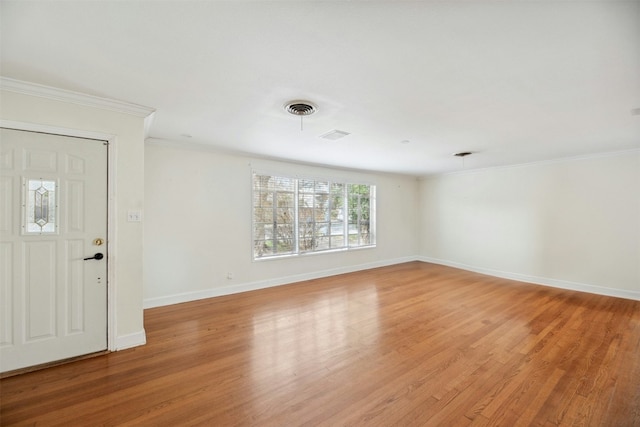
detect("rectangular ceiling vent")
[319,130,350,141]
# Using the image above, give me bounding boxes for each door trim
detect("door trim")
[1,119,117,352]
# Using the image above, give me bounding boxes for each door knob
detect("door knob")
[83,253,104,261]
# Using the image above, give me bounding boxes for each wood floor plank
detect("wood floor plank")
[1,261,639,426]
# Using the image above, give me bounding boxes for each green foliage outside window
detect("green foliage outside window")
[253,174,375,259]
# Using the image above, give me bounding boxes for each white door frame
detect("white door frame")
[1,119,117,352]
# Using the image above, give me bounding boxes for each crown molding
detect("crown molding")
[418,147,640,180]
[0,77,155,118]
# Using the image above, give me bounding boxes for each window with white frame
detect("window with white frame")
[252,173,376,259]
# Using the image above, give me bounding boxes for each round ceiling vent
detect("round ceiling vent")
[285,101,317,116]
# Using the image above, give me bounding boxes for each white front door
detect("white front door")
[0,128,108,373]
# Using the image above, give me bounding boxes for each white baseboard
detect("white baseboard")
[143,256,417,309]
[417,256,640,301]
[144,255,639,309]
[114,329,147,351]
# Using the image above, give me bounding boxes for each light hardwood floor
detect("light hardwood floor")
[2,262,639,426]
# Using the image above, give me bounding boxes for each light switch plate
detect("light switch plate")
[127,210,142,222]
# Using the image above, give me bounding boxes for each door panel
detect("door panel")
[25,240,56,340]
[0,128,108,372]
[0,242,12,347]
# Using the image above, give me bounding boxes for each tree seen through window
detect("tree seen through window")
[253,174,375,259]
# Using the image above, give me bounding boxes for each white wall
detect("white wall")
[145,143,639,305]
[418,151,640,299]
[144,141,419,307]
[0,89,148,348]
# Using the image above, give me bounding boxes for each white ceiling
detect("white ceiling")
[1,1,639,176]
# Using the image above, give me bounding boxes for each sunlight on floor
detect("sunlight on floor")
[250,285,380,394]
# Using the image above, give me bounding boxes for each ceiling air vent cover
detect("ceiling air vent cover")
[320,130,350,140]
[285,101,317,116]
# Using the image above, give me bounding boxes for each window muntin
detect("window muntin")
[253,173,375,260]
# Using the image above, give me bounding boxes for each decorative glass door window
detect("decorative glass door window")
[25,178,57,234]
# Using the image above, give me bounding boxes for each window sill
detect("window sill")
[253,244,376,262]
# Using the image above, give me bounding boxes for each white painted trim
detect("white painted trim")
[106,134,119,353]
[145,137,411,179]
[143,256,417,308]
[421,147,640,179]
[114,329,147,351]
[144,254,639,308]
[1,119,115,142]
[0,120,143,353]
[1,77,155,118]
[417,256,640,301]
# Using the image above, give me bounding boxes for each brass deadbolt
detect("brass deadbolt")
[93,238,105,246]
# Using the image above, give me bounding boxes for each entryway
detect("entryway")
[0,127,108,373]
